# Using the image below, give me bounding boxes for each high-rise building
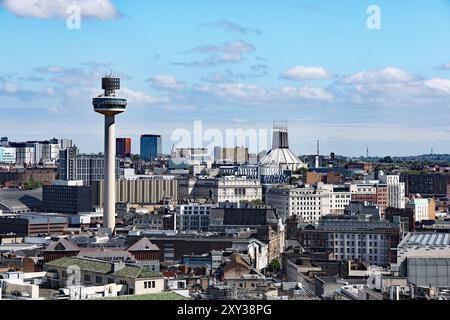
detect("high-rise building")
[140,135,162,161]
[10,142,35,165]
[58,146,120,185]
[58,139,73,150]
[381,175,406,209]
[93,76,127,231]
[116,138,132,158]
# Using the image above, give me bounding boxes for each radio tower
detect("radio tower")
[93,76,127,232]
[315,140,320,168]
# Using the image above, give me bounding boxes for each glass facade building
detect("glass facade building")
[140,135,162,161]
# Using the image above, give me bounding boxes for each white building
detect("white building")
[380,175,405,209]
[179,176,262,204]
[265,183,351,222]
[176,203,217,232]
[217,176,262,203]
[406,198,433,222]
[13,144,35,165]
[329,186,352,215]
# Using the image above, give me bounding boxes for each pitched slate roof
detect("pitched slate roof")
[127,237,159,252]
[45,238,80,252]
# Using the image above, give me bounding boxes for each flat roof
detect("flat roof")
[401,232,450,247]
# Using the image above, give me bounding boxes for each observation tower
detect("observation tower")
[93,76,127,231]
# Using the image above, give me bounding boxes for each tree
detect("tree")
[380,156,393,164]
[22,178,42,190]
[269,259,281,273]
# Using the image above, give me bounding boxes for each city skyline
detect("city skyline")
[1,0,450,156]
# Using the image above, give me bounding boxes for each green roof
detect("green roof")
[45,257,163,279]
[100,292,189,301]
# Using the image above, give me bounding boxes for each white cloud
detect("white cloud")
[188,40,255,54]
[194,83,269,100]
[2,0,121,20]
[341,67,415,84]
[121,87,170,105]
[339,67,450,106]
[34,65,65,73]
[279,86,334,101]
[438,62,450,70]
[148,74,186,90]
[174,40,255,67]
[3,83,19,93]
[201,19,262,35]
[194,82,334,103]
[281,65,333,81]
[423,78,450,95]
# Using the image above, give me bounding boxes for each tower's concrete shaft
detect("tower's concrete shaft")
[104,115,116,230]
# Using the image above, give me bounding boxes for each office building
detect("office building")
[92,176,178,207]
[400,173,450,197]
[179,176,262,203]
[11,142,35,165]
[58,139,73,150]
[296,219,401,266]
[58,146,119,186]
[176,204,217,232]
[0,214,68,237]
[265,183,351,222]
[381,175,406,209]
[116,138,132,158]
[406,198,436,222]
[42,180,93,214]
[140,135,162,161]
[214,147,249,164]
[350,184,378,204]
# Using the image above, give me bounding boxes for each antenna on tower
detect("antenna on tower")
[317,140,320,157]
[315,140,320,168]
[366,146,369,158]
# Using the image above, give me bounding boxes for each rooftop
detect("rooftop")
[0,188,42,213]
[399,232,450,248]
[100,292,188,300]
[45,257,163,279]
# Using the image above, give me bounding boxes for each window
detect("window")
[84,274,91,282]
[96,276,102,284]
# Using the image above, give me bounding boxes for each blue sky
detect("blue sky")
[0,0,450,157]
